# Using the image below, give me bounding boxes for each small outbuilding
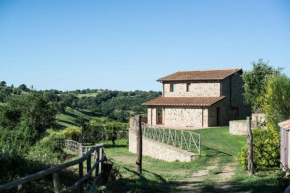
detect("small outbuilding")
[280,119,290,170]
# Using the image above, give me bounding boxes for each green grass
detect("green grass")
[192,126,246,156]
[232,119,247,123]
[102,127,286,192]
[56,107,111,128]
[76,92,100,98]
[103,127,246,192]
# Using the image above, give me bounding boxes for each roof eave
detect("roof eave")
[142,96,226,107]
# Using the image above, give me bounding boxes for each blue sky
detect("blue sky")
[0,0,289,91]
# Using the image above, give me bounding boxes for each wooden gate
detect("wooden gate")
[281,128,288,169]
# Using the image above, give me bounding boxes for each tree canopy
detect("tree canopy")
[242,59,282,112]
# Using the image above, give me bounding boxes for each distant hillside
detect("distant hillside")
[57,107,112,129]
[0,81,161,123]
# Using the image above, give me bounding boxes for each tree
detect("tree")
[18,84,29,92]
[0,92,59,151]
[75,116,87,127]
[0,81,6,87]
[261,74,290,135]
[242,59,282,112]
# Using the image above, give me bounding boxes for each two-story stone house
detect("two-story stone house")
[142,68,251,127]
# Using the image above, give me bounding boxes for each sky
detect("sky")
[0,0,290,91]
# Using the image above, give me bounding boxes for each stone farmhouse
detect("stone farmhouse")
[142,68,251,127]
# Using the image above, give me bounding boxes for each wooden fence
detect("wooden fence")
[63,139,98,156]
[140,123,201,155]
[0,141,106,193]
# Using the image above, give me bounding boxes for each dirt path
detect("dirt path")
[172,160,238,192]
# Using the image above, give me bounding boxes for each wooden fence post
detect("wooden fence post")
[135,115,142,174]
[53,172,60,193]
[79,162,84,193]
[95,147,100,176]
[247,116,254,175]
[87,155,91,181]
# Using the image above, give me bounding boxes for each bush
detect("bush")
[241,59,281,112]
[0,144,27,184]
[28,137,61,166]
[0,92,59,150]
[62,126,82,140]
[260,74,290,137]
[238,129,280,170]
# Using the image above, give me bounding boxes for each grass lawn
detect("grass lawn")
[102,127,287,193]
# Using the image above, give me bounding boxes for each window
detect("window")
[170,83,176,92]
[186,83,191,92]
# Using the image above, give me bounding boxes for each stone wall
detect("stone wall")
[229,120,247,135]
[251,113,266,129]
[164,107,209,127]
[208,99,228,126]
[129,129,198,162]
[163,81,220,97]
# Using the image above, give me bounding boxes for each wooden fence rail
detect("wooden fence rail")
[139,123,201,155]
[0,141,106,193]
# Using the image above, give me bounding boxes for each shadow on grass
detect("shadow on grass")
[63,111,79,118]
[106,167,173,193]
[201,145,233,157]
[78,110,97,117]
[195,168,288,193]
[104,143,127,149]
[58,119,77,126]
[200,178,287,193]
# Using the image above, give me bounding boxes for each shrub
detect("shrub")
[0,144,27,184]
[28,135,62,166]
[260,74,290,137]
[238,129,280,170]
[0,92,59,150]
[62,126,82,140]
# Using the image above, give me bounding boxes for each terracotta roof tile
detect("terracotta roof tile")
[157,68,242,82]
[279,119,290,130]
[142,96,226,107]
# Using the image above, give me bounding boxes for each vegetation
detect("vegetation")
[261,74,290,134]
[1,72,288,192]
[238,129,280,170]
[55,89,160,122]
[1,81,161,123]
[0,92,58,152]
[242,59,282,112]
[105,127,287,193]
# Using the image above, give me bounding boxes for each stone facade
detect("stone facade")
[147,108,157,125]
[129,129,198,162]
[208,99,228,126]
[164,81,220,97]
[163,107,207,127]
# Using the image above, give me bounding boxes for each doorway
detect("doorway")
[156,107,163,125]
[217,107,221,126]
